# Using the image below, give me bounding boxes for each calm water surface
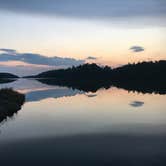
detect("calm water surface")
[0,79,166,165]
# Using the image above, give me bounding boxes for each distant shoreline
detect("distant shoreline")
[1,60,166,94]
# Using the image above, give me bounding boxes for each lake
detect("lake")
[0,79,166,165]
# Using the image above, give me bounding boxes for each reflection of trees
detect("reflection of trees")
[0,73,18,84]
[35,61,166,94]
[0,79,17,84]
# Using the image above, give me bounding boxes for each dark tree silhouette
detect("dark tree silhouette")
[0,89,25,123]
[0,73,19,84]
[26,61,166,94]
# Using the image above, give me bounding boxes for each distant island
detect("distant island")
[0,73,19,84]
[0,89,25,123]
[25,60,166,94]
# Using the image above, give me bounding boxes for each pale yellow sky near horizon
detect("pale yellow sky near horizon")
[0,11,166,68]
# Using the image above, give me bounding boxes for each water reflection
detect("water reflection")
[0,79,165,165]
[37,78,166,95]
[36,78,111,93]
[0,79,84,126]
[0,79,165,136]
[0,78,17,84]
[1,78,165,101]
[0,78,165,127]
[0,79,84,102]
[26,88,83,102]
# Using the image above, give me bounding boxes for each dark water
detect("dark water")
[0,79,166,166]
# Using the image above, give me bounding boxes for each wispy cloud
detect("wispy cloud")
[130,46,145,53]
[130,101,144,107]
[86,56,98,60]
[0,48,17,54]
[86,94,97,98]
[0,49,85,66]
[0,0,165,19]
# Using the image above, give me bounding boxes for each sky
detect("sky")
[0,0,166,75]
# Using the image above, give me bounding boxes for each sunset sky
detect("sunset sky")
[0,0,166,75]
